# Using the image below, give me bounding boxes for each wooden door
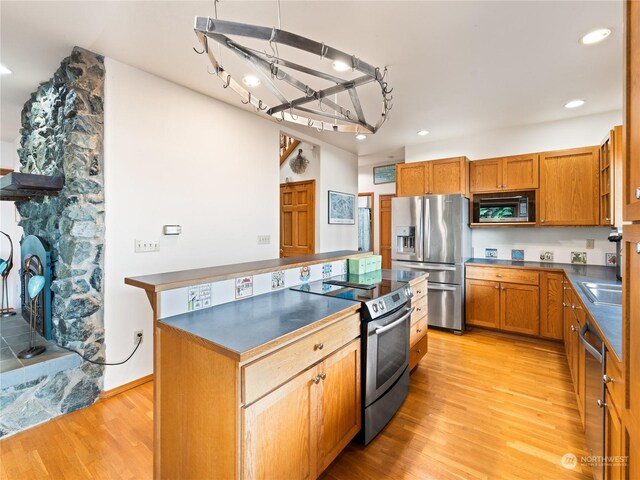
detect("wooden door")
[317,340,360,472]
[280,180,315,257]
[379,194,394,269]
[429,157,467,195]
[502,154,539,191]
[465,279,500,328]
[500,283,540,336]
[469,158,502,193]
[539,147,600,225]
[540,272,564,340]
[243,365,318,480]
[396,163,427,197]
[625,0,640,220]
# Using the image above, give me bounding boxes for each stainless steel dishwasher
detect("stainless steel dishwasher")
[579,321,605,480]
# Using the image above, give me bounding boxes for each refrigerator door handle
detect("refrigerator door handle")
[424,197,430,259]
[398,263,458,272]
[427,284,457,291]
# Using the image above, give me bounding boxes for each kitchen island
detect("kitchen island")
[125,251,428,479]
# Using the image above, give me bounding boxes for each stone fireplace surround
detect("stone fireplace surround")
[0,47,106,437]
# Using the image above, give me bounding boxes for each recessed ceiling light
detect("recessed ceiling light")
[580,28,611,45]
[242,74,260,87]
[0,64,12,75]
[417,130,430,136]
[355,133,367,141]
[564,99,585,109]
[331,60,351,72]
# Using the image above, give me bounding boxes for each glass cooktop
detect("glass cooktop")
[290,273,408,303]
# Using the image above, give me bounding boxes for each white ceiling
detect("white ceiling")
[0,1,623,156]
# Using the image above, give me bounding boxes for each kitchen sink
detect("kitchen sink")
[579,282,622,307]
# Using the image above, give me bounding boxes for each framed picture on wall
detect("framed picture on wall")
[373,164,396,184]
[328,191,355,224]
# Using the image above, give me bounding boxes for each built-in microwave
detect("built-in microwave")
[472,191,536,224]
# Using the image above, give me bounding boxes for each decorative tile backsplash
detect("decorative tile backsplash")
[540,251,554,262]
[485,248,497,258]
[511,249,525,261]
[160,260,347,319]
[571,252,587,265]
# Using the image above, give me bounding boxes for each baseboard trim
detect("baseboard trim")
[99,374,154,400]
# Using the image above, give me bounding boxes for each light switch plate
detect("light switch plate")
[257,235,271,245]
[135,239,160,253]
[586,239,595,249]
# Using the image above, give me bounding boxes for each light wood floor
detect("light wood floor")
[0,329,591,479]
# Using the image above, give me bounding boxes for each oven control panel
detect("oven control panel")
[363,284,412,320]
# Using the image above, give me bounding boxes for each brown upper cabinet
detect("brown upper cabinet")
[396,157,468,197]
[539,146,600,226]
[625,0,640,222]
[599,125,624,226]
[469,153,539,193]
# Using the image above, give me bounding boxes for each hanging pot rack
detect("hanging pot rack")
[193,16,393,134]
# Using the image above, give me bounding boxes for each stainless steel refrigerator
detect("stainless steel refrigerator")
[391,194,471,333]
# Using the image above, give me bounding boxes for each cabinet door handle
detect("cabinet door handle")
[597,399,608,408]
[541,219,545,223]
[571,325,577,332]
[603,374,615,384]
[562,302,567,307]
[572,304,582,310]
[501,287,506,291]
[636,242,640,254]
[312,376,321,384]
[494,285,500,289]
[417,290,422,294]
[496,274,503,278]
[314,343,324,351]
[319,372,326,380]
[503,185,507,189]
[605,217,610,221]
[635,187,640,200]
[416,349,422,354]
[417,328,422,333]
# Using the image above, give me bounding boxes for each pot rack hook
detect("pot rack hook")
[241,92,252,105]
[193,35,209,55]
[222,75,231,88]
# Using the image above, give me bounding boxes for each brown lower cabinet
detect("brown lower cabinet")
[604,352,625,480]
[409,277,428,369]
[466,266,540,336]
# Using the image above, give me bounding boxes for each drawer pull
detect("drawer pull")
[417,307,422,312]
[417,328,422,333]
[603,374,615,384]
[314,343,324,351]
[597,399,607,408]
[416,290,423,294]
[312,376,321,384]
[496,274,503,278]
[319,372,326,381]
[416,349,422,354]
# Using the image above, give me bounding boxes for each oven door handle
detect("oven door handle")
[374,307,415,335]
[579,322,603,363]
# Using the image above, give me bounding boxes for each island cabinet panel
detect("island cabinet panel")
[540,272,564,340]
[539,146,600,226]
[242,313,360,405]
[409,335,428,370]
[317,339,361,472]
[396,163,427,197]
[242,365,317,480]
[500,283,540,336]
[157,326,238,480]
[465,279,500,329]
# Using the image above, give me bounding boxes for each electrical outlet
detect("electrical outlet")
[134,330,143,345]
[257,235,271,245]
[586,239,595,249]
[135,239,160,253]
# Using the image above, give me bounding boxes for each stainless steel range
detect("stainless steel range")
[291,272,414,444]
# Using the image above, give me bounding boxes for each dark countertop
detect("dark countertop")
[126,250,367,293]
[466,258,622,360]
[160,288,360,362]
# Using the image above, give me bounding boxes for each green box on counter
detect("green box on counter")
[348,255,382,275]
[348,257,369,275]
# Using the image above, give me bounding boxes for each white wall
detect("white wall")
[357,162,397,254]
[103,58,358,389]
[401,111,622,264]
[0,140,23,309]
[405,110,622,162]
